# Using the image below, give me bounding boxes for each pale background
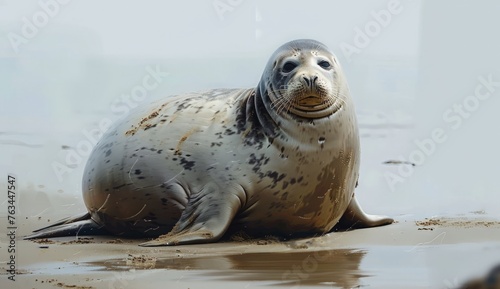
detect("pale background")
[0,1,499,287]
[1,0,499,221]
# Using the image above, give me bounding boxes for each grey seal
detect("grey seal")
[26,39,393,246]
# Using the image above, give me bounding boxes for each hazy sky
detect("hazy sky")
[0,0,421,59]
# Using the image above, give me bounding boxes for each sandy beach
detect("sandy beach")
[1,212,500,288]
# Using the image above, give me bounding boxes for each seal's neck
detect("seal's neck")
[245,89,279,140]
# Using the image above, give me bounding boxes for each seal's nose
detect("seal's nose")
[302,75,318,89]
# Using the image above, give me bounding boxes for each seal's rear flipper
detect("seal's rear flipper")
[140,184,243,246]
[334,195,393,231]
[32,212,91,232]
[24,213,106,239]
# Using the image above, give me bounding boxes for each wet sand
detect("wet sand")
[1,211,500,289]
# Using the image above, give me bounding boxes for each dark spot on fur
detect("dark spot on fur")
[112,184,129,190]
[195,106,204,114]
[134,169,142,175]
[248,153,268,173]
[105,149,111,157]
[180,158,195,170]
[174,100,193,113]
[266,171,286,188]
[144,124,157,131]
[146,214,158,220]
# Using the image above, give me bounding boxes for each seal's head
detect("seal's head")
[259,39,348,119]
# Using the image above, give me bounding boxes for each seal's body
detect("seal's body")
[27,39,393,246]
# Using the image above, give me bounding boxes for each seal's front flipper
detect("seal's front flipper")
[140,184,243,246]
[334,195,393,231]
[24,216,106,239]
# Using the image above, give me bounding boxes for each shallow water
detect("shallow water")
[89,249,367,287]
[17,241,499,289]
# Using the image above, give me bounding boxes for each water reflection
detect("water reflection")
[89,249,367,288]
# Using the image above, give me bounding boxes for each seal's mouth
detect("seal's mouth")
[268,83,343,119]
[297,95,325,107]
[289,81,345,117]
[292,93,333,113]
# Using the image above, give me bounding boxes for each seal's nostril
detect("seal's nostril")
[303,76,310,87]
[302,76,317,88]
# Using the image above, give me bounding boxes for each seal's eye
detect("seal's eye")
[282,61,298,73]
[318,60,331,70]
